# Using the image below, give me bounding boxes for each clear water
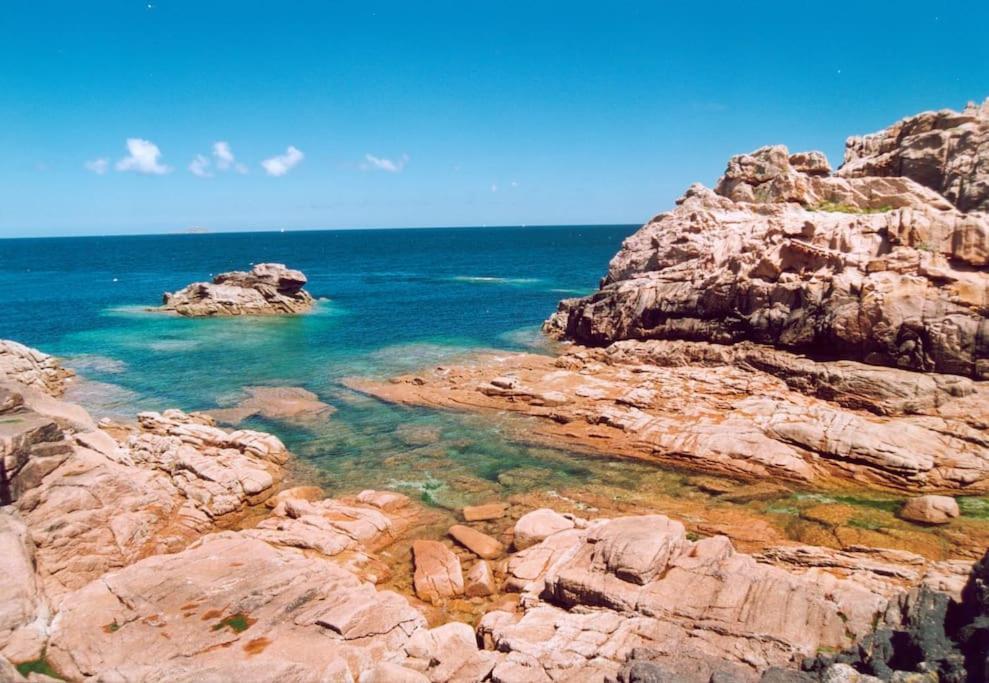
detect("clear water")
[1,225,985,560]
[0,226,636,497]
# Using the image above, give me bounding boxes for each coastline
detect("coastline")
[1,99,988,681]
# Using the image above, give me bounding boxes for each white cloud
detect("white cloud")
[261,146,304,176]
[188,154,212,178]
[361,153,409,173]
[213,141,247,174]
[84,158,109,175]
[115,138,171,175]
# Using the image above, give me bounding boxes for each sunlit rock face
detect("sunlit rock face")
[160,262,315,316]
[546,101,989,379]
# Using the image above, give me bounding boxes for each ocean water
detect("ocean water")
[0,226,636,500]
[1,225,986,558]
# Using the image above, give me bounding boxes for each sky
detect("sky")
[1,1,987,237]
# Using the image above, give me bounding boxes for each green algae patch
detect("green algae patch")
[16,657,63,680]
[958,497,989,520]
[212,613,255,634]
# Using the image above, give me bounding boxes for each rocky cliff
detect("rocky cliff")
[546,100,989,380]
[160,262,315,316]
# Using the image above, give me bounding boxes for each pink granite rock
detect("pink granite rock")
[160,263,315,316]
[412,540,464,602]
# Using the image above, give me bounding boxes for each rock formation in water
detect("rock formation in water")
[160,262,315,316]
[351,340,989,492]
[546,99,989,380]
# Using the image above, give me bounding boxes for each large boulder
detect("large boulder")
[899,495,961,525]
[160,263,315,316]
[546,101,989,380]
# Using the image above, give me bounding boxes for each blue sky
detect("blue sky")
[1,1,986,237]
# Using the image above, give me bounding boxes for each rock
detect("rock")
[0,657,26,683]
[0,510,46,662]
[0,341,72,397]
[448,524,505,559]
[353,337,989,493]
[900,496,961,524]
[513,508,576,550]
[160,263,315,316]
[839,98,989,213]
[357,489,412,512]
[486,512,899,681]
[264,484,325,508]
[412,540,464,602]
[360,662,430,683]
[11,402,288,601]
[544,101,989,379]
[900,495,960,525]
[462,502,509,522]
[210,386,334,425]
[465,560,496,597]
[404,622,497,682]
[44,532,426,681]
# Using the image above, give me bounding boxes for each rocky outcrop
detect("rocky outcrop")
[546,102,989,379]
[480,512,972,682]
[160,263,315,316]
[840,98,989,213]
[0,341,72,397]
[350,340,989,492]
[45,532,426,682]
[355,101,989,496]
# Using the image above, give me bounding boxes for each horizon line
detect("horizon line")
[0,222,641,241]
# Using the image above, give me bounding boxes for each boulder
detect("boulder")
[412,540,464,602]
[465,560,496,597]
[160,263,315,316]
[462,502,509,522]
[899,495,961,525]
[513,508,576,550]
[448,524,505,559]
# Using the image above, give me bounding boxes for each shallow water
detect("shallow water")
[0,226,986,559]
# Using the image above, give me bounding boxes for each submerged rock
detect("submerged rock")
[160,262,315,316]
[209,385,335,426]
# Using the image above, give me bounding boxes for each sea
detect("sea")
[1,224,985,550]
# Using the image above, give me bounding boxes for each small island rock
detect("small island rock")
[160,263,315,316]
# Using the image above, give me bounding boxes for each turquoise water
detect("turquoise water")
[3,226,988,558]
[0,226,641,501]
